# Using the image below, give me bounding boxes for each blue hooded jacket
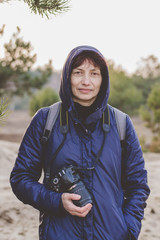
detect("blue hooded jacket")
[10,46,150,240]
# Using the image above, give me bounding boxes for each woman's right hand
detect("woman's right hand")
[61,193,92,217]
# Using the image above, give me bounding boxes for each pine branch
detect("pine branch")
[24,0,70,18]
[0,97,10,124]
[0,24,5,37]
[0,0,10,3]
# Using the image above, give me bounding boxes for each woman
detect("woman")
[10,45,150,240]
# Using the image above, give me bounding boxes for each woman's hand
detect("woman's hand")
[62,193,92,217]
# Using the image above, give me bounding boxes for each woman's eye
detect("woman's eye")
[73,71,82,75]
[92,72,99,76]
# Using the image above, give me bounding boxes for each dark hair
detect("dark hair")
[71,50,107,78]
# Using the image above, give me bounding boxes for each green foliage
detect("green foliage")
[139,105,152,127]
[108,55,160,117]
[139,135,148,153]
[139,80,160,152]
[147,83,160,132]
[0,97,10,124]
[0,26,53,97]
[132,55,160,103]
[2,26,36,72]
[108,63,143,115]
[30,87,59,116]
[132,75,159,103]
[0,0,70,18]
[149,137,160,153]
[148,83,160,111]
[140,83,160,139]
[133,58,160,149]
[24,0,70,18]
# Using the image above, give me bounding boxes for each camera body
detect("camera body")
[50,165,92,207]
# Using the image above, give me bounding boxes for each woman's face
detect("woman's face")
[71,59,102,106]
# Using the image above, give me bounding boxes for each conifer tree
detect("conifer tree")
[0,26,53,97]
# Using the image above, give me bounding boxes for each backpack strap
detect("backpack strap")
[41,101,69,186]
[113,107,127,190]
[113,107,126,142]
[41,101,61,143]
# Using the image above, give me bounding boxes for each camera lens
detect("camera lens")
[69,181,92,207]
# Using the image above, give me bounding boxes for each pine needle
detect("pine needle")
[0,97,10,125]
[24,0,70,18]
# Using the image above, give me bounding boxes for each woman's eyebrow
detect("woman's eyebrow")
[72,67,84,72]
[91,68,101,72]
[73,67,100,71]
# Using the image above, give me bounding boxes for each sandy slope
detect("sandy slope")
[0,141,39,240]
[0,140,160,240]
[139,153,160,240]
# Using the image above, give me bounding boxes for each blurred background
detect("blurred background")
[0,0,160,239]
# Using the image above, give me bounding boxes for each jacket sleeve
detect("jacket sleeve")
[10,108,63,215]
[123,115,150,240]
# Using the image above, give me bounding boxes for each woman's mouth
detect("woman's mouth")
[79,89,92,94]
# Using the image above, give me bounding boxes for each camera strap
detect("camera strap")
[44,103,126,183]
[45,105,110,184]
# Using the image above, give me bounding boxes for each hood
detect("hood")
[59,45,110,122]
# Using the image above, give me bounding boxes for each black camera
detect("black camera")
[50,165,92,207]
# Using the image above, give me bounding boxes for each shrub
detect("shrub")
[0,97,10,125]
[30,88,59,116]
[140,83,160,136]
[109,74,143,115]
[139,135,149,153]
[150,137,160,153]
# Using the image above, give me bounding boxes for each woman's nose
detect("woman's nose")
[81,73,90,85]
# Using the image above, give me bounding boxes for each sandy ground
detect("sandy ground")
[0,110,160,240]
[0,140,39,240]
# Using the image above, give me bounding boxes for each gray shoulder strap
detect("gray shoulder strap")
[42,101,61,143]
[113,107,126,141]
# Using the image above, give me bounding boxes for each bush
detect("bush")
[139,105,152,128]
[150,137,160,153]
[0,97,10,125]
[139,135,149,153]
[30,88,59,116]
[140,83,160,136]
[108,70,143,115]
